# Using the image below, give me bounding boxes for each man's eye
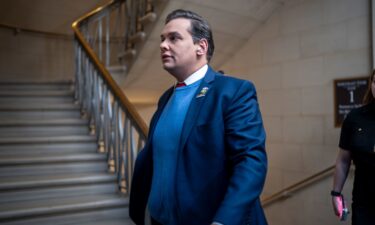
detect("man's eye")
[160,34,181,43]
[170,36,177,42]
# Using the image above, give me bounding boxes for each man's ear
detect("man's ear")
[196,38,208,56]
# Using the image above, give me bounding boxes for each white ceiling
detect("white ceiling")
[0,0,108,34]
[0,0,287,105]
[124,0,286,105]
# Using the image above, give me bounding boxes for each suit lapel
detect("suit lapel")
[148,87,174,141]
[179,67,216,148]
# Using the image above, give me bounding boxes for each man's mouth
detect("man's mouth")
[161,55,173,63]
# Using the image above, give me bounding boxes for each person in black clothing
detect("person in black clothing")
[332,70,375,225]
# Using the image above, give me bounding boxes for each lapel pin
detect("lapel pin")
[196,87,209,98]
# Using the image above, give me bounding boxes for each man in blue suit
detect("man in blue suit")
[129,9,268,225]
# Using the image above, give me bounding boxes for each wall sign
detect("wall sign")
[334,77,368,127]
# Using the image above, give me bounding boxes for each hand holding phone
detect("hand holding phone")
[332,194,349,221]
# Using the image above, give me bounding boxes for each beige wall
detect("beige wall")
[0,28,74,82]
[221,0,370,224]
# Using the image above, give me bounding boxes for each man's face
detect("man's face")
[160,18,200,77]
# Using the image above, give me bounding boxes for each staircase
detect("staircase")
[0,81,133,225]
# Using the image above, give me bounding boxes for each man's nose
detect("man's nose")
[160,40,168,50]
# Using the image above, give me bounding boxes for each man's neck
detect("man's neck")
[180,64,208,86]
[171,62,207,82]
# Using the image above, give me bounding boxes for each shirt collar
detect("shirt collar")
[178,64,208,86]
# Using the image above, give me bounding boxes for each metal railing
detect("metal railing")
[261,165,335,207]
[72,0,156,194]
[0,22,72,39]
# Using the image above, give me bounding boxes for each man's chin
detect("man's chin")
[162,64,174,71]
[162,65,179,76]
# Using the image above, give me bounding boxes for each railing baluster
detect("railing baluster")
[87,62,93,116]
[124,116,131,192]
[97,78,104,140]
[74,43,81,103]
[73,0,153,195]
[105,13,110,67]
[83,56,89,114]
[105,89,109,153]
[98,18,103,61]
[109,100,118,173]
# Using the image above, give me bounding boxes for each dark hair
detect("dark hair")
[165,9,215,62]
[363,70,375,104]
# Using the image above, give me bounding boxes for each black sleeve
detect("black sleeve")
[339,113,353,150]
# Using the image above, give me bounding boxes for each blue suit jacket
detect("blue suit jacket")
[129,67,268,225]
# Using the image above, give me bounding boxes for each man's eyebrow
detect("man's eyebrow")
[160,31,182,38]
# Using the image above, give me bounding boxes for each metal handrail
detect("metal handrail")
[0,22,72,39]
[72,0,154,194]
[0,22,142,44]
[261,165,335,207]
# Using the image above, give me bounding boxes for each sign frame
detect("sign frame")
[333,76,368,127]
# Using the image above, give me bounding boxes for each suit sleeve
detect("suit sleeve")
[213,81,267,224]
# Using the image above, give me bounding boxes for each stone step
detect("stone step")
[0,85,74,104]
[0,135,96,145]
[0,194,128,222]
[0,110,82,119]
[0,103,80,110]
[0,90,74,97]
[0,118,90,137]
[0,126,89,137]
[0,81,74,91]
[0,182,118,205]
[0,207,133,225]
[0,81,131,225]
[0,172,118,208]
[0,172,116,191]
[0,153,106,166]
[0,118,88,126]
[0,89,75,104]
[0,127,89,138]
[0,103,82,119]
[0,142,98,155]
[0,150,107,179]
[0,161,108,178]
[0,96,75,104]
